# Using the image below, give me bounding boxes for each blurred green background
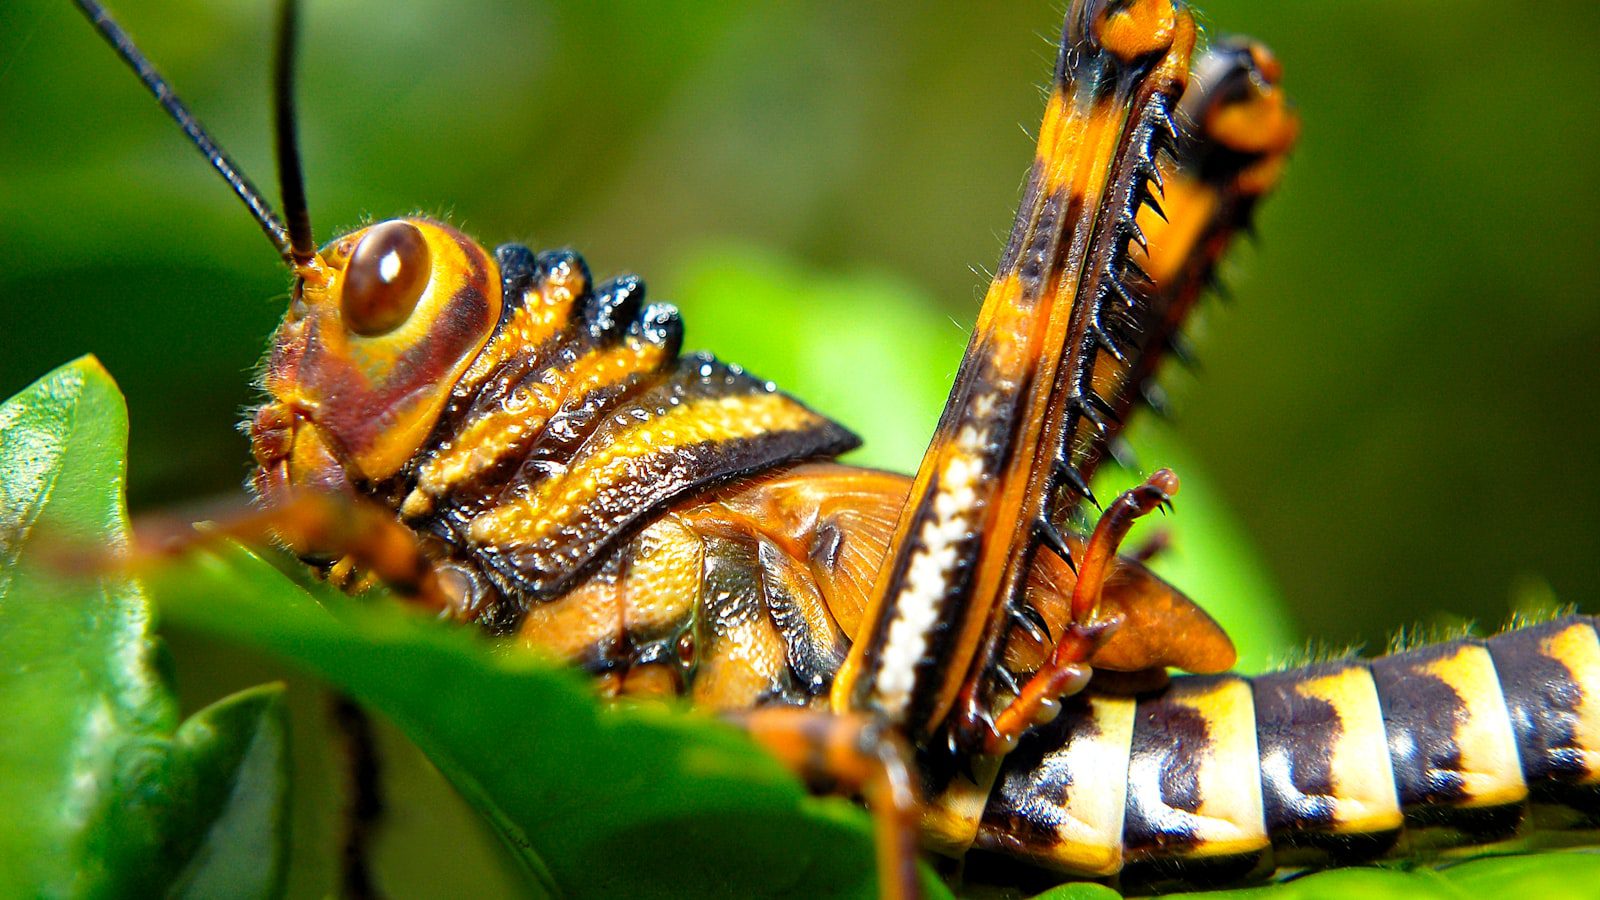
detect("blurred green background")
[1,0,1597,892]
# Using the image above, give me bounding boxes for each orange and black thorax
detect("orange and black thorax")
[240,215,1224,708]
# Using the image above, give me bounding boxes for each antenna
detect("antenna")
[273,0,315,264]
[73,0,315,267]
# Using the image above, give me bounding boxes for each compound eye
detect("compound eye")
[341,221,432,336]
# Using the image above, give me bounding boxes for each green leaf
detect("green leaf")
[0,356,177,896]
[1032,883,1123,900]
[1440,850,1600,899]
[147,543,950,899]
[0,358,289,897]
[169,685,291,900]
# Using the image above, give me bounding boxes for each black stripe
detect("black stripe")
[1487,616,1600,814]
[1017,187,1075,304]
[474,353,858,602]
[1124,678,1211,858]
[997,158,1048,278]
[1252,664,1344,835]
[1370,642,1472,811]
[756,539,845,699]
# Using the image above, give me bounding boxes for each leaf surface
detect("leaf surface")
[0,358,289,897]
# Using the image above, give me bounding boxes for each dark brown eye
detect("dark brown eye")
[341,221,431,336]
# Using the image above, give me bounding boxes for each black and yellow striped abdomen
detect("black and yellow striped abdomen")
[972,615,1600,881]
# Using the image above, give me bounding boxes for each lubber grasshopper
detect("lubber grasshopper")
[69,0,1599,895]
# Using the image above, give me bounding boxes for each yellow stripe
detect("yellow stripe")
[1185,677,1269,858]
[418,339,667,497]
[1042,694,1137,875]
[1294,668,1403,834]
[1421,645,1528,807]
[468,392,826,547]
[456,271,582,391]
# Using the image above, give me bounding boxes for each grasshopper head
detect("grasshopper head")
[250,218,502,502]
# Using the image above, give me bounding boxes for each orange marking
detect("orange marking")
[1206,81,1298,157]
[1133,174,1217,286]
[517,575,624,661]
[691,612,791,711]
[619,665,679,697]
[1094,0,1177,63]
[1039,98,1124,202]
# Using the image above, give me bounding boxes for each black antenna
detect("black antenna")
[273,0,315,264]
[73,0,310,266]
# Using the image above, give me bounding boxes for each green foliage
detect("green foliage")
[167,685,293,899]
[0,358,289,898]
[674,244,967,473]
